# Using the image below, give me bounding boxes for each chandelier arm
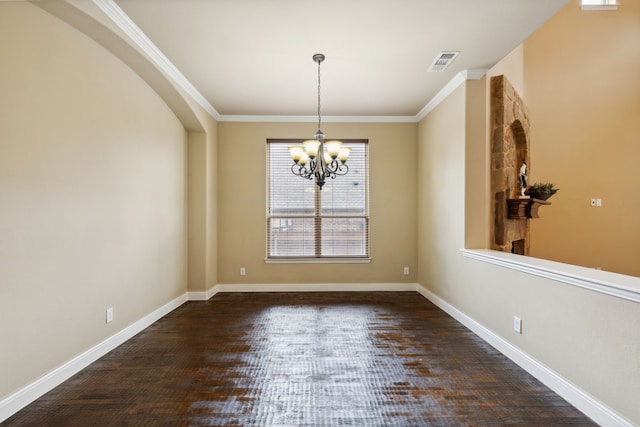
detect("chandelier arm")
[323,160,349,177]
[291,163,304,177]
[291,163,316,180]
[335,163,349,176]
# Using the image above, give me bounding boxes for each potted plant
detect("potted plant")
[525,182,559,201]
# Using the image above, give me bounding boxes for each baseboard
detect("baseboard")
[9,284,625,426]
[415,284,633,427]
[2,282,413,420]
[0,293,188,423]
[186,287,219,301]
[212,283,417,294]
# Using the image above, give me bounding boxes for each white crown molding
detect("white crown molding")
[220,70,488,124]
[0,293,188,423]
[92,0,221,121]
[461,249,640,304]
[87,2,488,126]
[462,69,489,80]
[414,72,464,122]
[415,69,488,122]
[218,115,418,123]
[416,284,634,427]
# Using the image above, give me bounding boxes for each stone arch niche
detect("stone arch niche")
[490,75,531,255]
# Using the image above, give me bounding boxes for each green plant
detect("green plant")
[525,182,559,199]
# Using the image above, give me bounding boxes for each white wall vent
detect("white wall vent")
[428,51,460,72]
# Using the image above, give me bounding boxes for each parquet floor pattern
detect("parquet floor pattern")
[4,292,595,426]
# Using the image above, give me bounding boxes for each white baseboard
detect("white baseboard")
[415,284,633,427]
[187,286,220,301]
[8,284,627,426]
[1,283,413,421]
[212,282,417,294]
[0,293,188,423]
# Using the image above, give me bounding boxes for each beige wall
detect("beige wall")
[524,0,640,276]
[186,125,218,294]
[217,121,417,285]
[0,3,188,399]
[417,77,640,424]
[417,85,467,301]
[3,0,638,424]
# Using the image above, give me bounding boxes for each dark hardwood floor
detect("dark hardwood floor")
[4,292,596,426]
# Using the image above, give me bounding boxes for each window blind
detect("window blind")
[266,139,369,260]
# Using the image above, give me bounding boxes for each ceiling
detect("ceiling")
[112,0,569,119]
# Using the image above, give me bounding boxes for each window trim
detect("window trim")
[264,257,371,264]
[266,138,370,263]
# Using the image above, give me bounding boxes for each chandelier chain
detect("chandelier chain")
[288,53,349,190]
[317,57,321,131]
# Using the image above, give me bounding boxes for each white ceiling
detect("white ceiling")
[113,0,569,118]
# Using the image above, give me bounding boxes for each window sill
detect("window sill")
[265,257,371,264]
[461,249,640,304]
[580,4,618,10]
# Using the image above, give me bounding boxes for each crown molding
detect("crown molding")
[218,115,418,123]
[220,70,488,123]
[92,0,221,121]
[90,1,488,125]
[462,69,489,80]
[415,69,488,122]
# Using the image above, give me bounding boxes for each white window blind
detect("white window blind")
[266,139,369,260]
[580,0,618,9]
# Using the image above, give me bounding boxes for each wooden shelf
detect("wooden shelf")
[507,198,551,219]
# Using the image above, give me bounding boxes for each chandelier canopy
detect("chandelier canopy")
[288,54,350,190]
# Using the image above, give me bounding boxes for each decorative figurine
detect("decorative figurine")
[519,163,529,198]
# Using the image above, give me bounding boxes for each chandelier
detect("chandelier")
[288,53,350,190]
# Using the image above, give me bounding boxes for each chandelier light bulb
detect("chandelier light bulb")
[325,141,342,159]
[288,145,304,163]
[303,140,320,158]
[338,147,351,163]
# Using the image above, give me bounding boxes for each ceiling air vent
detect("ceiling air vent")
[428,51,460,72]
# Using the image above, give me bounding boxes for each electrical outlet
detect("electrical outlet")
[513,316,522,334]
[106,307,114,323]
[240,267,246,276]
[590,199,597,207]
[403,267,410,275]
[596,198,602,207]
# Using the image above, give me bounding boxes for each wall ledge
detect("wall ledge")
[461,249,640,303]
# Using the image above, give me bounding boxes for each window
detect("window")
[266,139,369,261]
[580,0,618,10]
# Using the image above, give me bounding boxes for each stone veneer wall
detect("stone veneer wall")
[490,75,531,254]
